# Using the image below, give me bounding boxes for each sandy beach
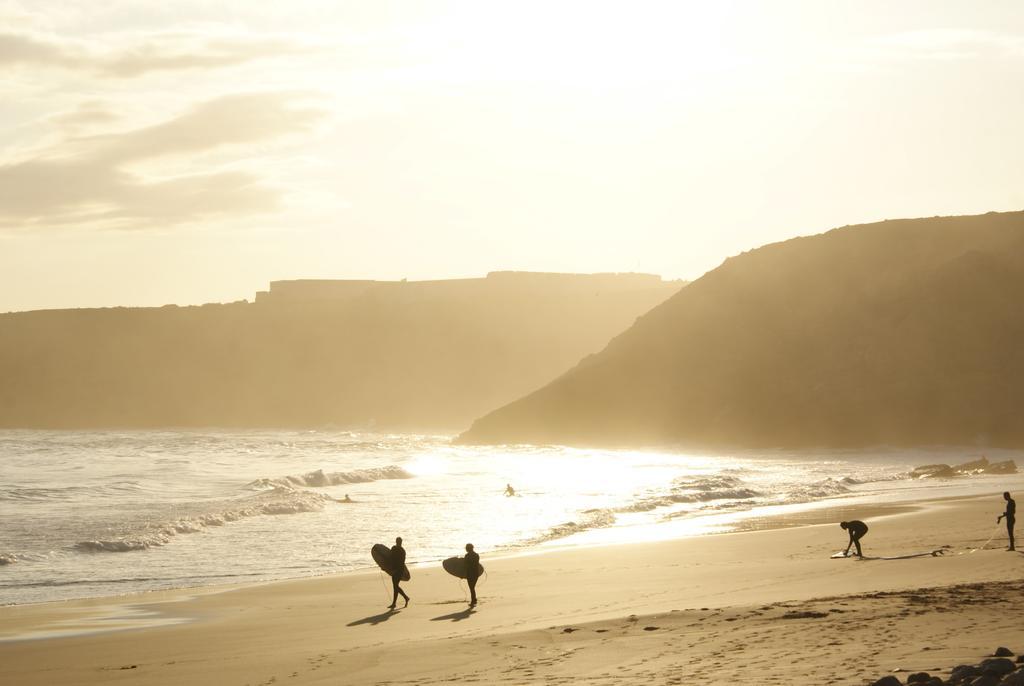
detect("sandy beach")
[1,492,1021,686]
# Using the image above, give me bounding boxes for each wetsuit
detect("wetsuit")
[846,520,868,557]
[464,550,481,605]
[1004,498,1016,551]
[389,544,409,608]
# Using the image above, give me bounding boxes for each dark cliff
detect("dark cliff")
[458,212,1024,449]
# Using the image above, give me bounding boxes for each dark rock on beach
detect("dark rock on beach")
[874,654,1024,686]
[979,658,1016,677]
[949,665,982,682]
[909,457,1017,479]
[910,464,956,479]
[998,670,1024,686]
[954,457,990,474]
[994,648,1015,658]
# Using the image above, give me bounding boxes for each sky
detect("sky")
[2,0,1023,312]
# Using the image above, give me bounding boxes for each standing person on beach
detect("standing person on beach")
[997,492,1016,551]
[840,520,869,557]
[464,543,481,607]
[388,537,410,609]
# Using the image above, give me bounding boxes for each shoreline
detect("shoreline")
[4,431,1018,609]
[0,486,951,615]
[1,489,1021,684]
[0,487,1005,615]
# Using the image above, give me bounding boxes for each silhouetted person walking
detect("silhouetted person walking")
[840,520,868,557]
[388,536,410,609]
[464,543,480,606]
[997,492,1015,551]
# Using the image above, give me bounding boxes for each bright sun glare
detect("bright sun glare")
[402,3,745,90]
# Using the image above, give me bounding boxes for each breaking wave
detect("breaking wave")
[528,509,618,544]
[552,473,862,536]
[522,475,770,544]
[246,465,413,490]
[621,475,762,513]
[840,474,907,486]
[74,487,330,554]
[785,477,850,500]
[529,475,772,543]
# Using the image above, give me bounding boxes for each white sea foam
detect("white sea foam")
[530,509,618,543]
[246,465,413,490]
[536,474,856,540]
[73,487,330,554]
[519,476,766,543]
[841,474,907,486]
[785,477,851,500]
[620,475,762,513]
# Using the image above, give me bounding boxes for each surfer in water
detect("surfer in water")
[840,520,868,557]
[997,492,1016,551]
[504,483,515,497]
[388,537,410,609]
[464,543,480,606]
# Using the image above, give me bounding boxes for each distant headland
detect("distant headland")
[459,211,1024,449]
[0,271,682,431]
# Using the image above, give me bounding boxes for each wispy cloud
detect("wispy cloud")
[0,29,300,77]
[0,93,324,231]
[47,101,120,132]
[838,29,1024,67]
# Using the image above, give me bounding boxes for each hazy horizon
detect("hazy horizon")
[3,1,1024,312]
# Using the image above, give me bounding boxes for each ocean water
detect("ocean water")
[0,430,1019,606]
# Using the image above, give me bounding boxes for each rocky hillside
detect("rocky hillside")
[458,212,1024,448]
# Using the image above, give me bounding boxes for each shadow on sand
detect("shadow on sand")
[347,609,400,627]
[431,608,475,623]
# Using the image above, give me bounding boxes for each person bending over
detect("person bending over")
[997,492,1016,551]
[389,536,410,609]
[464,543,481,607]
[840,520,869,557]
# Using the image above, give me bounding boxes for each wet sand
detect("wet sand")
[1,493,1020,685]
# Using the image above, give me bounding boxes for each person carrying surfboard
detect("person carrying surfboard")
[388,537,410,609]
[464,543,480,606]
[997,491,1016,551]
[840,520,868,557]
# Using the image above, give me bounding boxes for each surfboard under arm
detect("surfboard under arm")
[371,543,411,581]
[831,549,946,560]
